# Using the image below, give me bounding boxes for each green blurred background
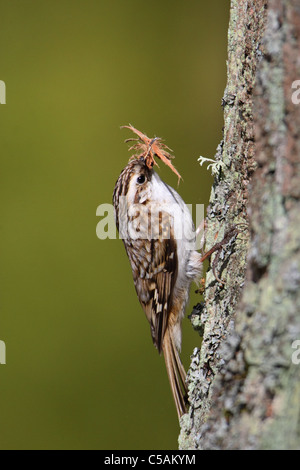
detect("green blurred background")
[0,0,229,450]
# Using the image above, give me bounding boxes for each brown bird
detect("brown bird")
[113,128,202,418]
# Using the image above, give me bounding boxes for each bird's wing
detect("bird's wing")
[126,219,178,353]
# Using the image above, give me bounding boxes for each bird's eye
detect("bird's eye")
[137,174,146,185]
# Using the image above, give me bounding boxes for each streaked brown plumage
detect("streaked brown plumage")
[113,138,202,419]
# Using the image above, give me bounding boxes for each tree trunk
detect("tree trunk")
[179,0,300,450]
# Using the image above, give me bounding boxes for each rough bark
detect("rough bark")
[179,0,300,450]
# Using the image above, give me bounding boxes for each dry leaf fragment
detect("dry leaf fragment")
[121,124,182,183]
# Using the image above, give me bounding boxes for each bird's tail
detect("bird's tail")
[162,328,188,419]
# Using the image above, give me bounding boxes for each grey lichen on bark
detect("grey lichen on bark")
[180,0,300,450]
